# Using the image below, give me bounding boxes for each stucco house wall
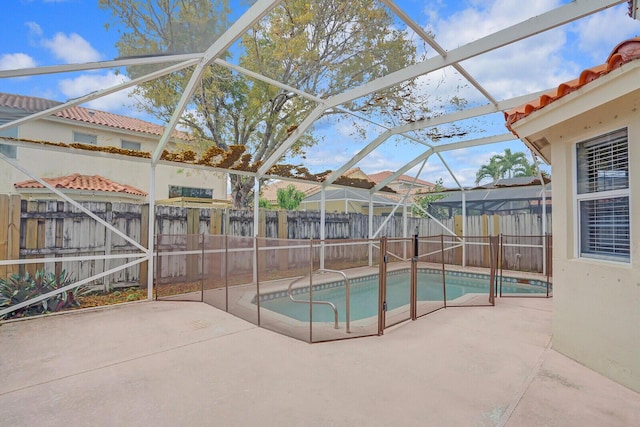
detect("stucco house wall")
[1,103,226,201]
[510,57,640,392]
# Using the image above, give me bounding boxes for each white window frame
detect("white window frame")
[574,128,630,263]
[121,140,141,151]
[73,131,97,145]
[0,126,18,159]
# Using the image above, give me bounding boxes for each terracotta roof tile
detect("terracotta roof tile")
[14,174,147,196]
[261,180,319,203]
[505,37,640,132]
[0,92,190,141]
[368,170,434,188]
[0,92,62,112]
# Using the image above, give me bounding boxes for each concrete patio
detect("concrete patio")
[0,298,638,426]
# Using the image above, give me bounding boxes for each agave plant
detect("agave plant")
[0,269,89,320]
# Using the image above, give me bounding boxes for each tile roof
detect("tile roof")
[261,180,320,203]
[0,92,61,112]
[14,174,147,196]
[505,37,640,132]
[368,170,434,188]
[0,92,190,140]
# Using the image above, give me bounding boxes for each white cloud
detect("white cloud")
[571,4,640,62]
[42,32,101,63]
[427,0,563,49]
[421,0,579,102]
[357,150,405,172]
[0,53,37,70]
[25,21,42,37]
[58,72,135,112]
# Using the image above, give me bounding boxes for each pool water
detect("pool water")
[258,269,547,323]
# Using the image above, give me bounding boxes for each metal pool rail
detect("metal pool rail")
[287,269,351,333]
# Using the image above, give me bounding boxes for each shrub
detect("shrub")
[0,270,90,320]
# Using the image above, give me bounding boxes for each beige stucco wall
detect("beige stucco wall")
[512,69,640,392]
[0,118,226,200]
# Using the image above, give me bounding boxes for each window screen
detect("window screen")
[73,131,97,145]
[121,140,141,151]
[0,126,18,158]
[576,128,630,262]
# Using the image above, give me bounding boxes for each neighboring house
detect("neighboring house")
[262,168,431,214]
[0,92,226,202]
[506,38,640,392]
[300,187,400,215]
[428,177,552,218]
[14,174,147,203]
[367,170,435,194]
[260,179,319,206]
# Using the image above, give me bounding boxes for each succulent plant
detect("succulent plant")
[0,270,90,320]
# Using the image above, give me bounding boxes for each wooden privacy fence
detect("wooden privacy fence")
[0,195,552,287]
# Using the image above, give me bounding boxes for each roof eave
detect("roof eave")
[510,61,640,164]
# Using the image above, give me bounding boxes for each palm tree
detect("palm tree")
[494,149,529,178]
[475,149,539,185]
[475,157,502,185]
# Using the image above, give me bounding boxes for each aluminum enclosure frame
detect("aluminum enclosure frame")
[0,1,625,315]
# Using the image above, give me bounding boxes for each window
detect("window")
[121,140,141,151]
[0,126,18,159]
[168,185,213,199]
[73,131,97,145]
[576,128,630,262]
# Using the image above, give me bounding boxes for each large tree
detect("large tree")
[100,0,445,207]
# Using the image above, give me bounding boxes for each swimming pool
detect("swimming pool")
[257,269,549,322]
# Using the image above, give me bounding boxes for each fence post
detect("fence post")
[24,200,39,276]
[278,210,288,271]
[454,214,463,266]
[377,236,387,336]
[139,204,149,288]
[0,195,9,278]
[209,208,222,235]
[482,214,490,266]
[103,203,113,292]
[0,195,20,278]
[186,207,200,281]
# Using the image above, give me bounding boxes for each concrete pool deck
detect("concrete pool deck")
[0,298,638,426]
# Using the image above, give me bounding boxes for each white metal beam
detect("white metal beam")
[0,257,146,318]
[0,152,148,253]
[372,157,428,238]
[258,105,326,175]
[0,53,203,79]
[393,90,548,136]
[322,129,395,186]
[324,0,622,110]
[370,133,515,193]
[0,58,200,132]
[382,0,498,105]
[151,0,282,164]
[214,59,323,104]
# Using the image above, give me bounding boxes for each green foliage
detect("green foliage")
[412,178,447,219]
[99,0,461,208]
[0,270,90,320]
[276,184,306,210]
[258,198,274,209]
[475,149,533,185]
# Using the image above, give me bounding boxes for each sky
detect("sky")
[1,0,639,189]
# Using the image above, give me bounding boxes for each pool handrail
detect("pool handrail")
[287,269,351,333]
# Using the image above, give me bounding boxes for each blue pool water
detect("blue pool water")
[258,269,548,322]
